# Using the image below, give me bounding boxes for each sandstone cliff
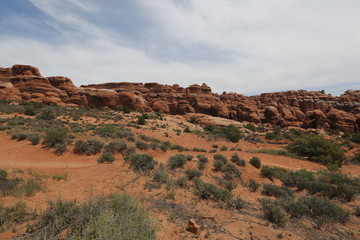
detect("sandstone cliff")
[1,64,359,133]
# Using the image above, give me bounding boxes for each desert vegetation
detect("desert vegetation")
[0,100,359,240]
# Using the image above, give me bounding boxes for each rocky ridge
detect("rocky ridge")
[0,64,359,133]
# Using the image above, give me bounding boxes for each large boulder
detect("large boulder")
[326,109,358,133]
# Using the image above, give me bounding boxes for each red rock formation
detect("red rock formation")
[0,64,359,133]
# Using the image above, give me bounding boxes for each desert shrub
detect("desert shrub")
[135,140,149,150]
[244,123,257,132]
[231,153,245,166]
[227,196,246,210]
[152,164,168,184]
[260,198,288,226]
[223,163,242,179]
[28,134,40,145]
[184,127,191,133]
[116,105,131,113]
[219,178,237,191]
[350,133,360,143]
[74,139,104,155]
[261,196,350,227]
[168,154,187,169]
[297,196,349,227]
[214,154,227,163]
[248,178,260,192]
[195,182,232,202]
[222,124,242,143]
[205,124,242,142]
[43,127,68,148]
[197,154,208,163]
[262,183,293,198]
[97,152,115,163]
[265,131,282,141]
[305,181,337,198]
[123,146,137,161]
[137,115,146,125]
[175,176,188,188]
[185,169,203,180]
[18,179,43,197]
[186,155,194,161]
[54,143,67,155]
[280,169,313,190]
[220,146,228,151]
[24,194,156,240]
[130,154,156,172]
[0,169,7,181]
[198,161,206,170]
[213,160,225,171]
[37,108,56,120]
[249,157,261,169]
[0,201,31,231]
[24,105,36,116]
[11,133,27,141]
[287,135,345,166]
[198,155,208,169]
[261,166,288,181]
[104,141,127,154]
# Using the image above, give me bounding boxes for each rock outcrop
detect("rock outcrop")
[0,64,359,133]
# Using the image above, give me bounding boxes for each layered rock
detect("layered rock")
[0,64,359,133]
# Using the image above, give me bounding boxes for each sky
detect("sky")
[0,0,359,96]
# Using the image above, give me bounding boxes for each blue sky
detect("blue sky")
[0,0,359,96]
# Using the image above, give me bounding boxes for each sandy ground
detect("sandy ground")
[0,114,359,240]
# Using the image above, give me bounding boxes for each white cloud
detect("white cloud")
[0,0,359,96]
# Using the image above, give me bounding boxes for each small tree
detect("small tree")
[287,135,345,167]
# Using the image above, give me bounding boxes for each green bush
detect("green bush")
[195,181,232,202]
[152,164,168,184]
[287,135,345,166]
[137,115,146,125]
[220,146,228,151]
[204,124,242,142]
[28,134,40,145]
[260,199,288,226]
[0,201,30,231]
[250,157,261,169]
[223,163,242,179]
[248,178,260,192]
[350,133,360,143]
[260,196,349,227]
[130,154,156,172]
[222,124,242,143]
[74,139,104,155]
[104,141,127,154]
[214,154,227,163]
[0,169,8,181]
[24,105,36,116]
[54,143,67,155]
[213,160,225,171]
[135,140,149,150]
[43,127,68,148]
[11,133,27,141]
[262,183,293,198]
[261,166,288,181]
[123,146,136,161]
[24,194,156,240]
[185,169,203,180]
[231,153,246,166]
[297,196,349,227]
[37,108,56,120]
[227,196,246,210]
[168,154,187,169]
[97,152,115,163]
